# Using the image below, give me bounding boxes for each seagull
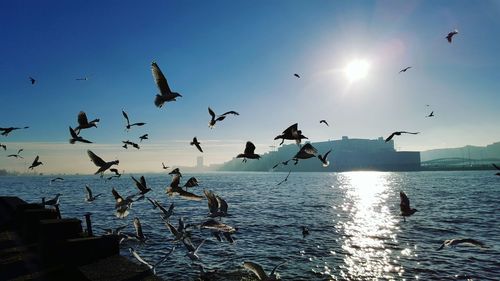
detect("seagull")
[190,137,203,153]
[319,120,329,127]
[43,193,62,206]
[162,162,169,170]
[0,126,29,136]
[131,175,151,196]
[122,110,146,130]
[236,141,261,162]
[112,187,135,218]
[276,170,291,186]
[274,123,308,145]
[399,66,412,73]
[139,134,149,142]
[426,111,434,117]
[208,107,239,128]
[385,131,419,142]
[318,149,332,167]
[87,150,119,177]
[132,217,147,242]
[301,226,309,238]
[151,61,182,108]
[492,163,500,176]
[7,148,24,159]
[292,143,318,165]
[28,155,43,169]
[69,126,92,144]
[243,261,286,281]
[50,177,64,183]
[74,111,99,134]
[201,219,236,233]
[85,185,102,202]
[122,140,140,149]
[204,189,228,217]
[294,73,300,78]
[29,77,36,84]
[165,220,185,241]
[0,143,6,150]
[446,29,459,43]
[184,238,206,262]
[166,174,204,201]
[129,247,175,275]
[437,238,488,251]
[147,198,174,221]
[400,191,417,222]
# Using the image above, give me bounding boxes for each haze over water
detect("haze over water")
[1,171,498,280]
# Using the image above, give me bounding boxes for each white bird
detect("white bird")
[129,247,175,275]
[437,239,488,250]
[243,261,286,281]
[85,185,102,202]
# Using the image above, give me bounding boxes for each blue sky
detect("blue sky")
[1,1,500,173]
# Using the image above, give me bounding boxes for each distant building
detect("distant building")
[196,156,204,168]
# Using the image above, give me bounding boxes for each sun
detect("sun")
[344,59,370,83]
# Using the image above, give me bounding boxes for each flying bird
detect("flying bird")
[190,137,203,153]
[446,29,459,43]
[492,163,500,176]
[184,238,206,262]
[399,66,412,73]
[69,126,92,144]
[274,123,308,145]
[28,156,43,169]
[151,61,182,108]
[292,143,318,165]
[129,247,175,275]
[0,126,29,136]
[112,187,135,218]
[204,189,229,217]
[208,107,239,128]
[426,111,434,118]
[236,141,261,162]
[139,134,148,142]
[147,198,174,221]
[318,149,332,167]
[294,73,300,78]
[122,110,146,130]
[276,170,292,186]
[87,150,119,177]
[385,131,419,142]
[166,174,203,200]
[201,219,236,233]
[437,238,488,251]
[122,140,140,149]
[400,191,417,222]
[74,111,99,134]
[162,162,169,170]
[319,120,329,127]
[243,261,286,281]
[106,168,122,180]
[29,76,36,84]
[0,143,6,151]
[131,175,151,196]
[7,148,24,159]
[85,185,102,202]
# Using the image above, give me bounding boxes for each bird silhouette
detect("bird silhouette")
[28,155,43,169]
[111,187,135,218]
[293,143,318,165]
[294,73,300,78]
[0,126,29,136]
[29,77,36,84]
[122,140,140,149]
[276,170,292,186]
[139,134,148,142]
[162,162,169,170]
[318,148,332,167]
[274,123,308,145]
[69,126,92,144]
[122,110,146,130]
[208,107,239,128]
[399,66,412,73]
[85,185,102,202]
[243,261,286,281]
[190,137,203,153]
[446,29,458,43]
[7,148,24,159]
[236,141,260,162]
[151,61,182,108]
[400,191,417,222]
[385,131,419,142]
[74,111,99,134]
[204,189,229,217]
[87,150,119,177]
[131,175,151,196]
[437,239,488,251]
[492,163,500,176]
[319,120,329,127]
[426,111,434,118]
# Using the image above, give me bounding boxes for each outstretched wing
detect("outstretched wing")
[85,185,92,198]
[151,62,171,95]
[301,143,318,155]
[122,110,130,125]
[282,123,298,135]
[69,126,79,139]
[243,261,268,280]
[270,261,287,276]
[87,150,106,167]
[129,248,153,270]
[208,107,216,119]
[385,132,396,142]
[221,111,239,116]
[112,188,124,202]
[400,191,411,211]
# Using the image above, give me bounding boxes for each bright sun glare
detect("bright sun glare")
[344,59,370,83]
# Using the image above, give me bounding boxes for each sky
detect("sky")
[1,0,500,174]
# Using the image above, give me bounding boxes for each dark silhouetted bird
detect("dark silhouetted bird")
[385,131,419,142]
[29,77,36,84]
[151,61,182,108]
[293,143,318,164]
[236,141,260,162]
[0,143,6,150]
[208,107,239,128]
[29,156,43,169]
[319,120,329,127]
[162,162,169,170]
[122,140,140,149]
[131,175,151,196]
[243,261,286,281]
[399,66,412,73]
[294,73,300,78]
[492,163,500,176]
[274,123,308,145]
[276,170,291,186]
[69,127,92,144]
[7,148,23,159]
[122,110,146,130]
[0,126,29,136]
[437,239,487,251]
[166,174,204,201]
[85,185,102,202]
[318,149,332,167]
[139,134,148,142]
[400,191,417,222]
[426,111,434,117]
[446,29,458,43]
[87,150,119,176]
[74,111,99,134]
[190,137,203,153]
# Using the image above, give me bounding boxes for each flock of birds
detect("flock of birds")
[0,27,495,280]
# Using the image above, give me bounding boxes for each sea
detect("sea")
[0,171,499,280]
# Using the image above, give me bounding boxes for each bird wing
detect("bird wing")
[182,237,196,252]
[131,176,144,192]
[153,247,175,268]
[129,248,153,270]
[208,107,216,119]
[78,111,89,126]
[243,262,268,280]
[170,174,181,188]
[282,123,298,135]
[492,163,500,170]
[401,131,419,135]
[195,142,203,153]
[110,168,119,175]
[270,261,287,276]
[166,222,179,237]
[151,62,171,95]
[301,143,318,155]
[385,132,396,142]
[178,189,204,200]
[193,239,206,254]
[87,150,106,167]
[244,141,256,155]
[85,185,92,198]
[323,149,332,159]
[32,156,39,166]
[112,188,124,203]
[134,218,144,239]
[140,176,147,189]
[458,238,486,248]
[69,126,79,139]
[400,191,411,211]
[216,195,228,213]
[221,111,239,116]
